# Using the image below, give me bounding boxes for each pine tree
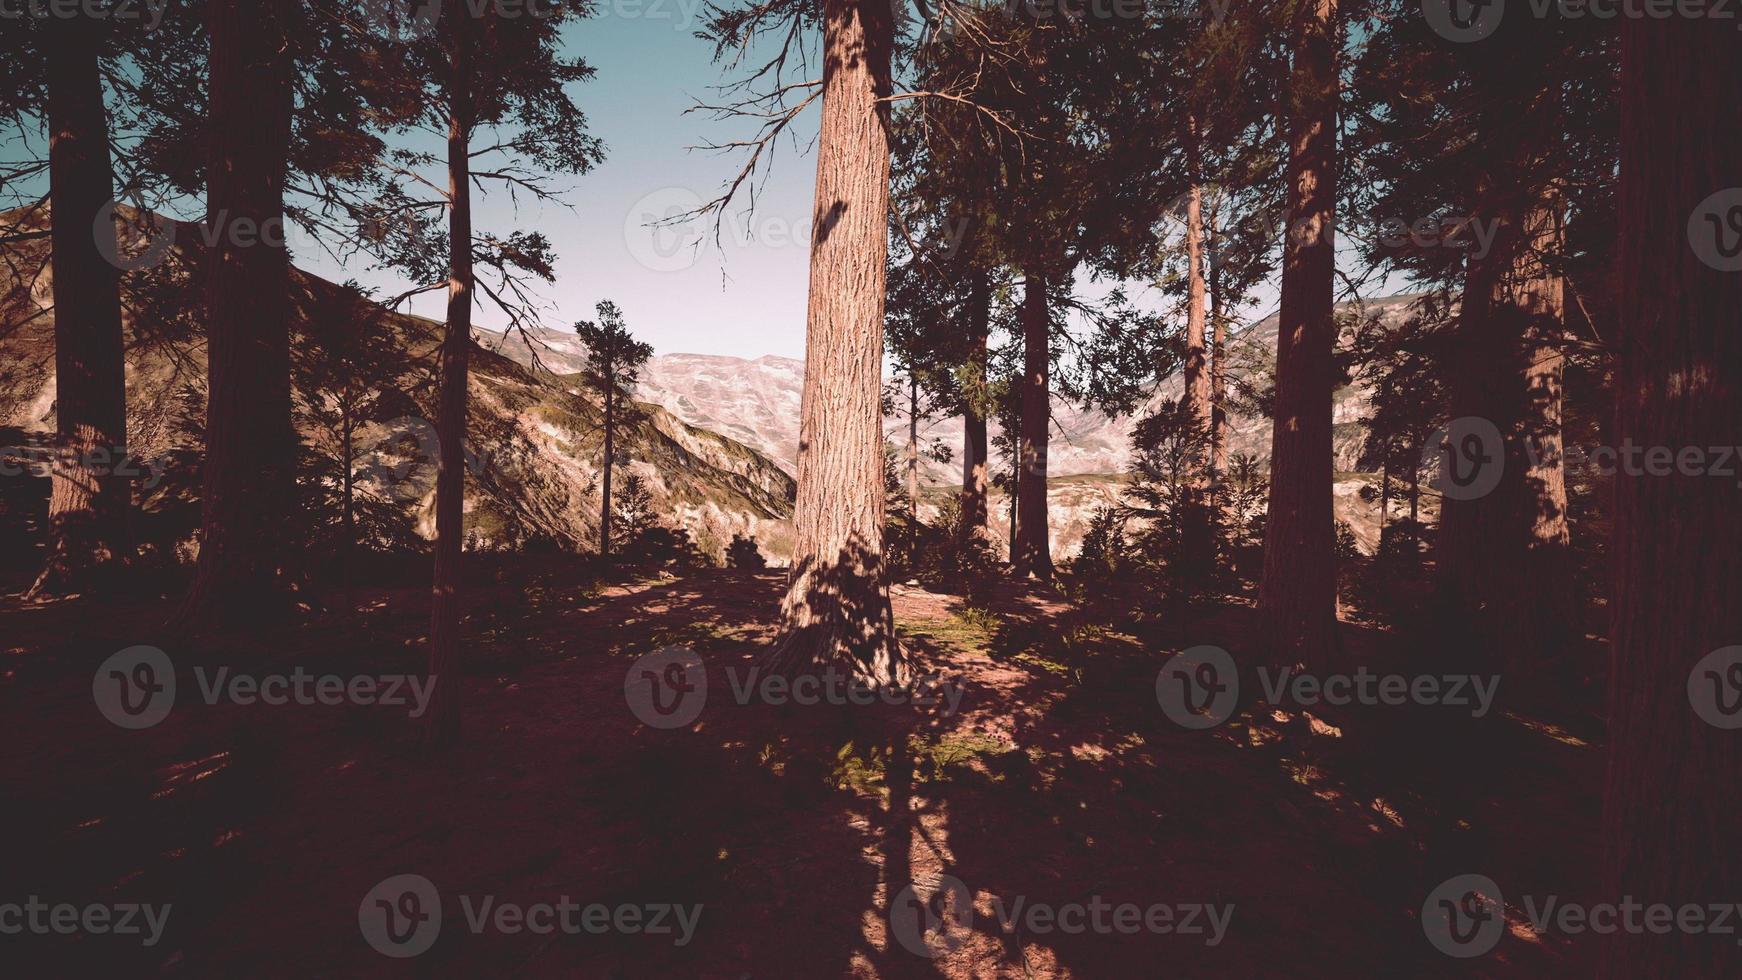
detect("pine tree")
[1600,17,1742,976]
[177,0,299,629]
[1258,0,1341,667]
[574,301,653,560]
[28,14,129,597]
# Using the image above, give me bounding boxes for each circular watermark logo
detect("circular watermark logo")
[359,873,442,958]
[625,646,707,728]
[889,874,973,959]
[94,200,177,272]
[358,0,443,43]
[1422,0,1504,42]
[1422,873,1505,957]
[1156,645,1239,729]
[624,187,705,272]
[354,416,442,496]
[1688,645,1742,729]
[93,645,176,729]
[1425,416,1505,502]
[1688,188,1742,273]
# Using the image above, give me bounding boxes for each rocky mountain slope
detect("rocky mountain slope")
[489,294,1425,555]
[0,206,795,563]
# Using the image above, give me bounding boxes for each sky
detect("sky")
[6,4,1411,362]
[292,9,1384,361]
[300,5,826,360]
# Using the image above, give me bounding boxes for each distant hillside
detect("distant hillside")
[0,206,796,563]
[486,294,1426,556]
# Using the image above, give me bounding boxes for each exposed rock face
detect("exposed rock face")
[5,203,1417,566]
[491,294,1423,556]
[1,207,795,562]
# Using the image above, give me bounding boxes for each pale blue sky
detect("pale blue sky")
[299,6,824,358]
[8,8,1404,361]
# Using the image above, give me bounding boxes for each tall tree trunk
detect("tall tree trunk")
[1258,0,1339,666]
[1492,194,1576,677]
[1012,269,1052,579]
[1408,464,1420,528]
[1179,118,1214,582]
[1601,21,1742,977]
[178,0,295,629]
[906,373,920,522]
[30,15,128,598]
[761,0,900,683]
[600,381,614,559]
[423,13,473,747]
[1182,118,1212,438]
[1208,197,1229,482]
[959,269,991,540]
[1378,467,1390,541]
[1436,226,1509,619]
[341,402,355,606]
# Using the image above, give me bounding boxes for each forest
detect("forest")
[1,0,1738,975]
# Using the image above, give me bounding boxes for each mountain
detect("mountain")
[492,293,1419,480]
[487,294,1425,555]
[0,206,795,564]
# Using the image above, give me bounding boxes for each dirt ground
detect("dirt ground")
[2,564,1607,977]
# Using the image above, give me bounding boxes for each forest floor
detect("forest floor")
[3,561,1610,978]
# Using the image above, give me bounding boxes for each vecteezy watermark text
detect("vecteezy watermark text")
[1424,0,1741,44]
[93,646,438,730]
[1155,645,1500,728]
[357,874,701,958]
[0,897,171,947]
[1423,873,1742,957]
[889,874,1232,959]
[0,0,169,30]
[1,445,170,490]
[625,646,966,729]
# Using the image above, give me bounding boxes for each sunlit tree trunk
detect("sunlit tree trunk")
[1182,119,1211,438]
[178,0,296,629]
[1600,21,1742,977]
[761,0,900,682]
[1259,0,1339,665]
[906,373,920,522]
[1179,117,1214,580]
[340,398,356,606]
[1012,269,1053,578]
[600,376,614,558]
[1492,194,1575,675]
[30,15,128,598]
[423,12,473,746]
[1208,196,1229,482]
[959,269,991,540]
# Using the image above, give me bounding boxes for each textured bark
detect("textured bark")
[1258,0,1339,666]
[178,0,296,628]
[30,15,128,598]
[1178,118,1214,577]
[1182,120,1212,438]
[1492,196,1576,673]
[423,14,474,747]
[959,269,991,539]
[762,0,900,682]
[1439,185,1574,679]
[1600,22,1742,977]
[1208,199,1229,482]
[906,374,920,521]
[600,381,615,558]
[1012,269,1053,579]
[1435,220,1509,619]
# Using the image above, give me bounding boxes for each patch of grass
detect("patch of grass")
[905,731,1017,786]
[895,611,993,654]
